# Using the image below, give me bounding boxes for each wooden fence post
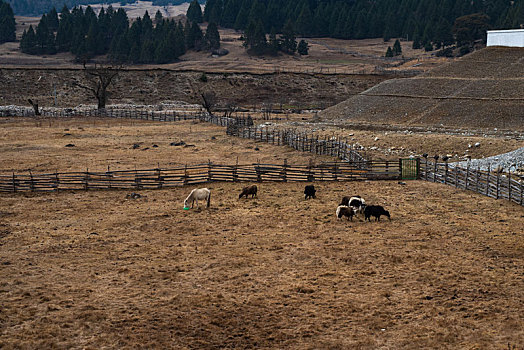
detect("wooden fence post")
[307,159,314,182]
[465,163,470,190]
[208,160,213,182]
[12,172,16,192]
[454,165,458,188]
[486,166,490,196]
[134,167,141,190]
[444,161,448,184]
[508,172,511,202]
[156,166,163,189]
[433,161,438,182]
[424,157,428,181]
[520,178,524,205]
[256,160,262,182]
[54,172,59,191]
[107,166,112,189]
[85,168,89,191]
[233,157,238,182]
[282,159,287,182]
[496,171,500,199]
[476,166,480,194]
[183,164,188,186]
[29,170,35,191]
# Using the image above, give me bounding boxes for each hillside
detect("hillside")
[320,47,524,131]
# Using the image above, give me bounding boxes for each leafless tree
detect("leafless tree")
[73,63,121,109]
[200,91,216,116]
[27,99,41,116]
[223,102,238,118]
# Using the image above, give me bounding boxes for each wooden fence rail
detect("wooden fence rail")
[421,159,524,206]
[0,161,400,193]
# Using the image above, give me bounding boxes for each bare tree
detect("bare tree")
[73,63,121,109]
[200,91,216,116]
[27,99,41,116]
[223,102,238,118]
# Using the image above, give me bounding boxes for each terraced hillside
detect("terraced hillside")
[320,47,524,130]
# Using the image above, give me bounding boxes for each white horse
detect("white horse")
[184,188,211,209]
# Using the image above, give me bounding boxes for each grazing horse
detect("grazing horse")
[239,185,258,199]
[184,188,211,208]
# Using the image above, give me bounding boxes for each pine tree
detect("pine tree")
[296,2,313,37]
[186,21,204,50]
[47,7,59,31]
[250,20,267,54]
[233,1,249,30]
[0,0,16,43]
[385,46,393,57]
[187,0,203,24]
[280,19,297,54]
[204,22,220,50]
[204,0,217,22]
[20,26,37,54]
[155,10,163,27]
[268,27,279,55]
[392,39,402,56]
[297,39,309,55]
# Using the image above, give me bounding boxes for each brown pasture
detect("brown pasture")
[0,117,336,174]
[1,117,521,176]
[0,180,523,349]
[0,117,523,348]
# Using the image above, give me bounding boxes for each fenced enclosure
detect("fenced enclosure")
[421,159,524,206]
[1,106,522,207]
[0,160,401,193]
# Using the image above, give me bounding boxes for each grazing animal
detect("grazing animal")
[304,185,316,199]
[336,205,356,221]
[364,205,391,221]
[184,188,211,208]
[239,184,258,199]
[340,196,366,213]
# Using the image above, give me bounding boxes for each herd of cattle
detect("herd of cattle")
[184,184,391,222]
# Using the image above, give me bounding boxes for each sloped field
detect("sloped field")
[321,47,524,130]
[426,47,524,79]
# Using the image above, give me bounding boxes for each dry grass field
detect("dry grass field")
[0,117,521,175]
[0,117,337,174]
[0,117,523,348]
[1,14,444,74]
[1,180,523,349]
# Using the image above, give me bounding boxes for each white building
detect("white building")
[487,29,524,47]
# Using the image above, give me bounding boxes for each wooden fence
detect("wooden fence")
[421,159,524,206]
[0,160,400,193]
[1,107,367,163]
[226,122,366,163]
[2,106,522,207]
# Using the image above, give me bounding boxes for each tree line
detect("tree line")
[186,0,308,56]
[7,0,205,16]
[201,0,523,50]
[19,5,221,64]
